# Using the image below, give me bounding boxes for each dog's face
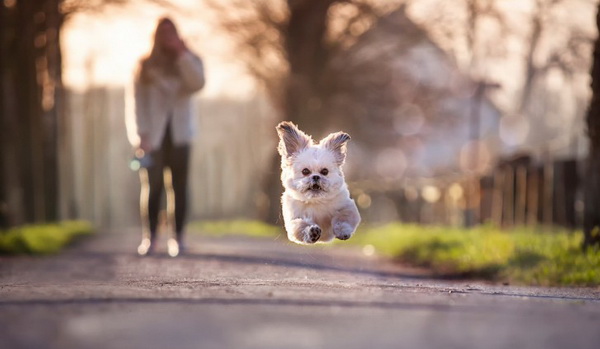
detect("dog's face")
[277,122,350,201]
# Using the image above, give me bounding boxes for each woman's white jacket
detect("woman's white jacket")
[126,51,205,150]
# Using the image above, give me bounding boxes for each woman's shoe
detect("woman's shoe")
[137,237,155,256]
[167,238,180,257]
[167,237,187,257]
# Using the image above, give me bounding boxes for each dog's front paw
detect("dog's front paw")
[333,222,354,241]
[302,224,321,244]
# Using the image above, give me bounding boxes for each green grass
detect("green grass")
[191,219,282,238]
[351,223,600,287]
[190,219,600,286]
[0,220,93,255]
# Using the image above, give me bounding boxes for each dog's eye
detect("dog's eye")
[302,168,310,176]
[320,168,329,176]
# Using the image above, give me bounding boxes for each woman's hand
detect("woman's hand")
[139,134,152,153]
[163,31,187,57]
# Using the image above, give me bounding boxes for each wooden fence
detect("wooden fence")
[352,154,583,229]
[59,87,584,230]
[59,87,277,228]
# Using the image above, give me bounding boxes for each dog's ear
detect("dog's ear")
[276,121,312,158]
[320,131,350,165]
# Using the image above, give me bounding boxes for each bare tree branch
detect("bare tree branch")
[60,0,184,19]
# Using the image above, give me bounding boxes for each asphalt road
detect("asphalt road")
[1,229,600,349]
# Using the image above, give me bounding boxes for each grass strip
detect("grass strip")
[0,220,93,255]
[191,219,600,286]
[191,219,282,238]
[351,223,600,286]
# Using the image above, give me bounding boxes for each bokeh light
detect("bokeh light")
[499,114,530,147]
[421,185,441,203]
[459,140,492,174]
[393,103,425,136]
[375,148,407,180]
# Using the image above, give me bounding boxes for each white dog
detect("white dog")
[276,121,361,244]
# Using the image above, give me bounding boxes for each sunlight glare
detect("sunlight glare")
[61,1,257,99]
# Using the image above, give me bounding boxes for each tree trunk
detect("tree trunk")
[583,143,600,249]
[583,4,600,249]
[262,0,337,224]
[40,0,63,222]
[0,0,61,227]
[284,0,336,134]
[0,2,7,228]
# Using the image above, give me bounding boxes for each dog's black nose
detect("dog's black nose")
[312,175,320,182]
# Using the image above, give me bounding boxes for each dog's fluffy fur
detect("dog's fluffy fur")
[276,121,361,244]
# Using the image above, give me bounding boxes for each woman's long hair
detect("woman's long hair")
[136,17,180,84]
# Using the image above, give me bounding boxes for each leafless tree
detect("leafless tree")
[0,0,178,227]
[1,0,63,226]
[206,0,420,221]
[206,0,408,133]
[583,3,600,249]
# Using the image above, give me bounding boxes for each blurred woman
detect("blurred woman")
[126,17,205,256]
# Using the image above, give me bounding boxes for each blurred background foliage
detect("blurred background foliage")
[1,0,600,249]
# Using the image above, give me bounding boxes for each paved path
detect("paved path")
[1,229,600,349]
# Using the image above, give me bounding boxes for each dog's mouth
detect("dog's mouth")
[307,183,323,192]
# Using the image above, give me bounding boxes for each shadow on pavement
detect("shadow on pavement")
[0,295,470,312]
[176,251,433,281]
